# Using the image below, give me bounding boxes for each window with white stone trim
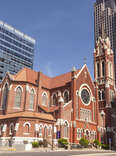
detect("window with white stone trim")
[64,121,68,138]
[63,90,69,103]
[29,89,35,110]
[42,92,47,106]
[80,108,92,122]
[14,86,22,108]
[2,83,9,111]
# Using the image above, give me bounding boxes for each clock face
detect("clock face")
[81,89,90,105]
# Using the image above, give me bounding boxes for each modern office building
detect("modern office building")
[94,0,116,82]
[0,20,35,82]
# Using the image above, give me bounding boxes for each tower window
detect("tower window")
[102,61,105,77]
[97,62,100,78]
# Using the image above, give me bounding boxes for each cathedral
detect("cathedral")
[0,36,116,149]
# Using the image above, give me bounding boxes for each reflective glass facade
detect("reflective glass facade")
[0,21,35,81]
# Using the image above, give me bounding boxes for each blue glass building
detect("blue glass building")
[0,20,35,81]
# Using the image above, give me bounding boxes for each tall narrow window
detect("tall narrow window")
[29,89,34,110]
[9,123,14,135]
[97,62,100,78]
[64,121,68,138]
[14,87,22,108]
[44,126,47,139]
[102,61,105,77]
[109,63,112,78]
[64,91,69,103]
[53,94,57,106]
[98,91,101,101]
[2,83,9,111]
[25,124,29,133]
[101,90,105,100]
[42,93,47,106]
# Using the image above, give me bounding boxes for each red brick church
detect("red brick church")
[0,36,116,148]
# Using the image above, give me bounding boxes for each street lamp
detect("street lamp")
[101,110,105,144]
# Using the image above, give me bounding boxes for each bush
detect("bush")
[58,138,68,148]
[43,139,48,147]
[93,139,101,147]
[38,140,43,147]
[101,144,109,150]
[32,142,39,148]
[79,138,89,147]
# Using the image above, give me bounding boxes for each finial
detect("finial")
[72,66,76,72]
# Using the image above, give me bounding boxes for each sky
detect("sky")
[0,0,96,78]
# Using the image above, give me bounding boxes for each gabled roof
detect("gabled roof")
[6,67,80,89]
[50,70,80,89]
[0,111,55,121]
[9,68,38,85]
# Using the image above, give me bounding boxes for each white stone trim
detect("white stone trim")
[9,84,13,90]
[79,83,92,106]
[29,87,36,95]
[23,122,31,127]
[42,91,48,97]
[2,82,9,90]
[26,84,29,91]
[14,85,23,92]
[63,100,72,108]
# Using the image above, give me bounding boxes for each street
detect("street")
[0,151,116,156]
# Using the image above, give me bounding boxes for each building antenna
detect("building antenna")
[84,57,87,65]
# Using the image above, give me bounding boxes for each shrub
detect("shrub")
[58,138,68,148]
[43,139,48,147]
[101,144,109,150]
[93,139,101,147]
[32,141,39,148]
[38,140,43,147]
[79,138,89,147]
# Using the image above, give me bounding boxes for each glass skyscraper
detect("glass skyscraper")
[94,0,116,83]
[0,20,35,81]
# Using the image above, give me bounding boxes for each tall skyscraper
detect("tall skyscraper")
[0,21,35,82]
[94,0,116,82]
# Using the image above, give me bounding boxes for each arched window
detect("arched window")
[101,90,105,100]
[25,124,29,133]
[64,121,68,138]
[64,91,69,103]
[53,94,57,106]
[29,89,34,110]
[44,126,47,139]
[39,125,43,136]
[102,61,105,77]
[2,83,9,111]
[98,90,101,101]
[9,123,14,135]
[14,87,22,108]
[42,93,47,106]
[48,126,52,136]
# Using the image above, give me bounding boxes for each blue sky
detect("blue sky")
[0,0,96,78]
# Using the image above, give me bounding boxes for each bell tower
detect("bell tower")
[94,36,115,110]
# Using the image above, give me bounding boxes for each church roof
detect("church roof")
[8,67,80,89]
[0,111,55,121]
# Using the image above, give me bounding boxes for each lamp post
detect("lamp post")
[101,110,105,144]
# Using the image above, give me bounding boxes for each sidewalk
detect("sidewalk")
[0,146,115,153]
